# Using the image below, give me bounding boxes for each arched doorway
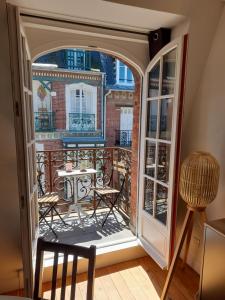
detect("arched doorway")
[33,47,142,241]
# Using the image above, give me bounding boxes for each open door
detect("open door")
[7,4,39,296]
[138,37,183,268]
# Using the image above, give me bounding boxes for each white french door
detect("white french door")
[138,38,183,268]
[7,4,39,296]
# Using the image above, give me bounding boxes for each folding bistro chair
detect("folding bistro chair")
[38,192,67,238]
[34,237,96,300]
[91,164,127,227]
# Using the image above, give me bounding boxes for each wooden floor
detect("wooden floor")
[42,256,199,300]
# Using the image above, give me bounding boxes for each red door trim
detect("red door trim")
[170,34,189,262]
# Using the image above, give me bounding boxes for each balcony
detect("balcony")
[69,113,95,132]
[34,112,56,132]
[36,147,133,246]
[115,130,132,147]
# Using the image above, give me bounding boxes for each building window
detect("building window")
[116,60,134,85]
[67,50,85,70]
[66,83,97,131]
[71,89,87,114]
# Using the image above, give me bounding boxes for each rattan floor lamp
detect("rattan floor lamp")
[161,151,219,300]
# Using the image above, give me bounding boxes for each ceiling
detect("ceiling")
[7,0,185,33]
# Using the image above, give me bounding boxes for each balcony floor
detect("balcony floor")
[40,209,135,248]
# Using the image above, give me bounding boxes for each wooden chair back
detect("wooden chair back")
[33,238,96,300]
[111,161,130,189]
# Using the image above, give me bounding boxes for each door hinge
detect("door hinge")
[21,195,25,209]
[15,102,20,116]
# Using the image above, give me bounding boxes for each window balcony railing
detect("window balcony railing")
[69,113,95,132]
[36,147,131,219]
[115,130,132,147]
[34,112,56,132]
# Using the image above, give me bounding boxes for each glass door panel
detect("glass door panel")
[159,98,173,140]
[146,100,158,138]
[162,48,176,95]
[144,178,154,215]
[155,184,168,225]
[148,61,160,97]
[157,143,170,184]
[145,141,156,177]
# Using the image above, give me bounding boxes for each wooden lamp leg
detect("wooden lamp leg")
[181,215,194,269]
[199,210,207,224]
[161,207,194,300]
[182,208,207,269]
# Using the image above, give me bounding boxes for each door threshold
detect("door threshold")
[43,236,141,268]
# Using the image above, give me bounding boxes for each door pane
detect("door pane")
[144,178,154,215]
[146,100,158,138]
[159,98,173,140]
[145,141,156,178]
[162,49,176,95]
[155,183,168,225]
[148,61,160,97]
[157,143,170,184]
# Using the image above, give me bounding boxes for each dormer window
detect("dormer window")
[67,50,85,70]
[116,60,134,85]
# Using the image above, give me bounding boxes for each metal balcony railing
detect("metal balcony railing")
[36,147,132,218]
[34,112,56,132]
[69,113,95,132]
[115,130,132,147]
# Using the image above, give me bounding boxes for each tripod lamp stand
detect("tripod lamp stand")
[161,151,220,300]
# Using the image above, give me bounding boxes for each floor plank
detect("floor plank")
[98,274,122,300]
[8,255,199,300]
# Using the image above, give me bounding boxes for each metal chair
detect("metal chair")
[34,237,96,300]
[37,171,73,237]
[38,192,67,238]
[91,165,127,227]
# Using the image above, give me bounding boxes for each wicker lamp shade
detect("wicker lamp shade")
[179,151,220,208]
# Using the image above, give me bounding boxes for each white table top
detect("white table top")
[57,168,97,177]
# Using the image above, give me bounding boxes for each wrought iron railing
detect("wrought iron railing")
[115,130,132,147]
[34,112,56,132]
[69,113,95,131]
[36,147,131,218]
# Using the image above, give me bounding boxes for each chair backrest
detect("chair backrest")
[112,162,129,188]
[34,238,96,300]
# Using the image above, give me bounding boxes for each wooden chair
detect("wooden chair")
[33,237,96,300]
[37,170,74,237]
[38,192,68,238]
[91,165,127,227]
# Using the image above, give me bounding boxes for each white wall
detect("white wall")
[22,15,149,75]
[179,5,225,272]
[0,1,23,292]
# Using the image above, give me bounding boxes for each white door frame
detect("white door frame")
[138,37,183,268]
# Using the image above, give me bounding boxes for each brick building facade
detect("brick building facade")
[33,67,105,150]
[105,90,134,147]
[33,49,135,151]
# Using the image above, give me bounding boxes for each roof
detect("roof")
[34,49,135,91]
